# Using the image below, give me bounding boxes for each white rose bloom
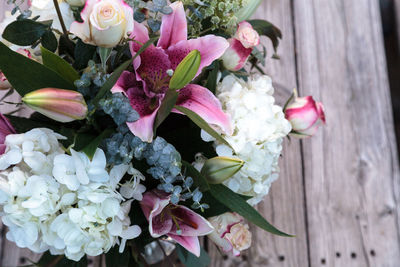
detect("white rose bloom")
[203,75,291,205]
[0,132,143,261]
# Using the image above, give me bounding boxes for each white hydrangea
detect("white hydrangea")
[202,75,291,205]
[0,128,145,261]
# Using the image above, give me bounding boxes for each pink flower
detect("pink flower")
[285,94,325,138]
[140,190,214,257]
[70,0,134,48]
[112,1,231,142]
[0,49,32,90]
[235,21,260,48]
[22,88,88,123]
[0,113,16,155]
[221,21,260,71]
[207,212,252,256]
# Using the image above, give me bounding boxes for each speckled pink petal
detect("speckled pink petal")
[167,35,229,77]
[125,86,162,142]
[136,46,172,98]
[173,84,232,135]
[130,21,152,76]
[169,205,214,237]
[157,1,187,49]
[168,234,201,257]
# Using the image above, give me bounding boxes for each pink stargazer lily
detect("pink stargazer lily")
[112,1,232,142]
[140,190,214,257]
[0,113,16,154]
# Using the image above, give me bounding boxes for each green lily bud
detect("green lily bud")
[201,156,244,184]
[169,49,201,90]
[236,0,263,21]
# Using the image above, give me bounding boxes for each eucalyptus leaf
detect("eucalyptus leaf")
[0,41,75,96]
[182,160,210,191]
[174,105,234,151]
[2,19,48,46]
[41,46,80,84]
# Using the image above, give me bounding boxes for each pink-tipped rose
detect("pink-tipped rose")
[285,93,325,138]
[0,49,32,90]
[0,114,16,155]
[221,21,260,71]
[207,212,252,256]
[22,88,88,123]
[70,0,134,48]
[140,190,214,257]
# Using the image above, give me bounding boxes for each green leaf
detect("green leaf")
[80,128,114,159]
[105,246,130,267]
[153,89,179,130]
[41,30,58,52]
[177,244,210,267]
[37,252,88,267]
[93,37,157,106]
[209,184,294,237]
[73,39,96,70]
[248,19,282,54]
[0,41,75,95]
[236,0,263,21]
[182,160,210,191]
[205,60,219,94]
[41,46,80,84]
[2,19,48,46]
[174,105,234,151]
[169,49,201,90]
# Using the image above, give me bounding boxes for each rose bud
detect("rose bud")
[221,22,260,71]
[208,212,252,256]
[22,88,88,123]
[0,113,16,155]
[70,0,134,48]
[285,92,325,138]
[66,0,86,7]
[0,49,32,90]
[200,156,244,184]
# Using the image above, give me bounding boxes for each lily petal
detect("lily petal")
[167,35,229,77]
[130,21,151,73]
[157,1,187,49]
[168,234,201,257]
[169,205,214,236]
[173,84,232,135]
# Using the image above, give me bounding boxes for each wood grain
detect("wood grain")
[293,0,400,266]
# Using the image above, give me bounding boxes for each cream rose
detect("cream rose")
[207,212,252,256]
[70,0,134,48]
[235,21,260,48]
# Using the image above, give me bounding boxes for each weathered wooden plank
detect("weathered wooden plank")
[293,0,400,266]
[208,1,310,266]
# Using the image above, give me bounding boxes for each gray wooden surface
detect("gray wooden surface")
[1,0,400,266]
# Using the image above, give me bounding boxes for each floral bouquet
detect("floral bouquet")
[0,0,325,266]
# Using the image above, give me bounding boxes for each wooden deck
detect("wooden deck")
[1,0,400,266]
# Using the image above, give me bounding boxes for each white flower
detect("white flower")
[203,75,291,205]
[119,166,146,201]
[0,131,143,261]
[53,148,109,190]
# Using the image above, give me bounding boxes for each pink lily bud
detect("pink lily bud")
[208,212,252,256]
[22,88,88,122]
[0,114,16,155]
[285,92,326,138]
[221,22,260,71]
[0,49,32,90]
